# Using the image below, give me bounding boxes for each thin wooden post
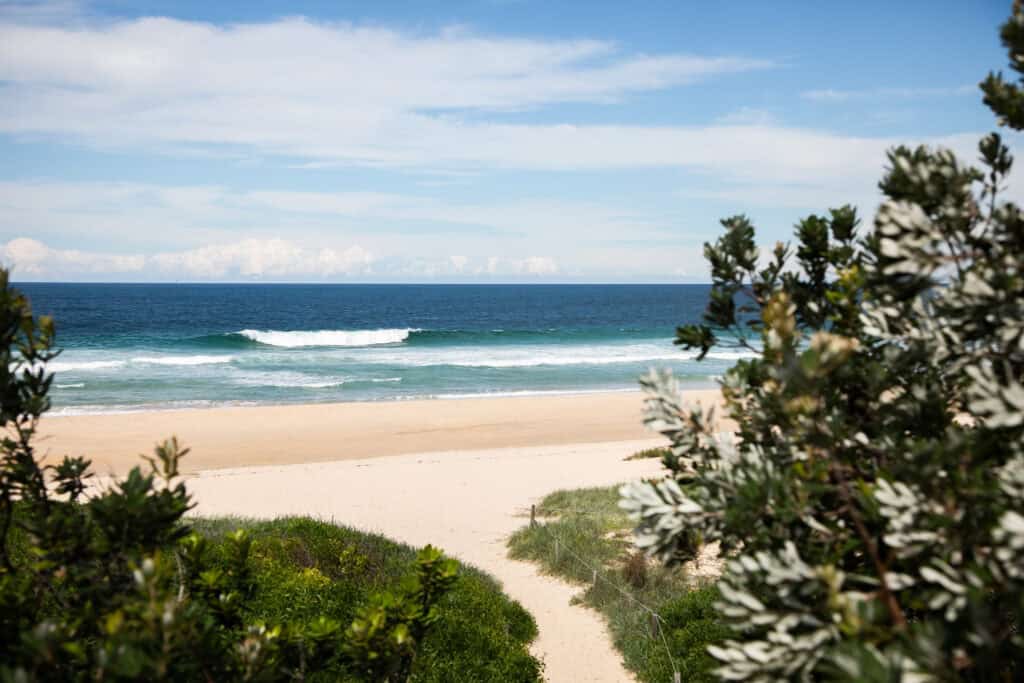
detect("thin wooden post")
[530,504,536,528]
[649,612,659,639]
[554,538,559,563]
[673,673,681,683]
[592,569,598,586]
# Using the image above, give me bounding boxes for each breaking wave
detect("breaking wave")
[237,328,418,348]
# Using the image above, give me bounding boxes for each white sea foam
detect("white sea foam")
[235,371,405,389]
[131,355,235,366]
[47,400,260,417]
[49,360,126,372]
[357,345,758,369]
[435,387,638,399]
[239,328,416,348]
[56,382,85,389]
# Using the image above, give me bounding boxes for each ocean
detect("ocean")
[19,283,750,415]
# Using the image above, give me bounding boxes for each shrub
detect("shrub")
[0,270,540,681]
[622,5,1024,680]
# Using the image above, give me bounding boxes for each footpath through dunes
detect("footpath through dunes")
[184,440,667,682]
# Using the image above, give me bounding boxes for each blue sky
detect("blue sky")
[0,0,1015,282]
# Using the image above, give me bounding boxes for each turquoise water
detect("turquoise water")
[20,283,746,414]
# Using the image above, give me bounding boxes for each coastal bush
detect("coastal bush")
[0,269,541,681]
[622,5,1024,680]
[191,518,542,682]
[508,485,726,682]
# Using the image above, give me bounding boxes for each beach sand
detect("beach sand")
[50,389,726,681]
[37,390,685,475]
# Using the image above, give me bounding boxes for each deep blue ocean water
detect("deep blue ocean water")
[19,283,747,414]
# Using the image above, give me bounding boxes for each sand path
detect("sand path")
[185,438,666,682]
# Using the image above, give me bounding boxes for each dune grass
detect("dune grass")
[624,446,672,461]
[508,486,726,683]
[190,517,543,681]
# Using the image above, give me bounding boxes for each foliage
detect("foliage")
[626,446,672,461]
[189,518,542,682]
[0,269,540,681]
[622,6,1024,680]
[509,485,726,682]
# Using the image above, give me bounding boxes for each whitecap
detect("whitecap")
[131,355,235,366]
[49,360,126,372]
[239,328,417,348]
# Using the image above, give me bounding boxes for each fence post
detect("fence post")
[650,612,659,639]
[592,569,597,586]
[673,673,681,683]
[530,504,536,528]
[554,538,560,564]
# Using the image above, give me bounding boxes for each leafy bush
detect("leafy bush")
[0,270,541,681]
[622,6,1024,680]
[189,518,541,683]
[656,586,731,683]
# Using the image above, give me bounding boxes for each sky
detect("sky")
[0,0,1016,282]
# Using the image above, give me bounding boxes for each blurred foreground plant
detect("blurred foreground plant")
[622,5,1024,680]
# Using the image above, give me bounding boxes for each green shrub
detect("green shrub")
[0,271,541,682]
[653,586,730,683]
[190,518,541,682]
[622,5,1024,679]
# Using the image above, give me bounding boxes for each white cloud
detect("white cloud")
[0,12,997,196]
[515,255,559,275]
[399,254,558,279]
[0,180,670,251]
[1,237,146,276]
[716,107,777,125]
[150,239,373,278]
[0,12,901,193]
[801,85,975,102]
[0,15,769,168]
[1,237,373,280]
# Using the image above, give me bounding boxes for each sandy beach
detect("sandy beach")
[50,388,725,681]
[36,390,688,475]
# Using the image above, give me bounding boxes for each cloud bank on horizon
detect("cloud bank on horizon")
[0,0,1014,282]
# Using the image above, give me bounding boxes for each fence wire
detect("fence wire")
[528,516,681,683]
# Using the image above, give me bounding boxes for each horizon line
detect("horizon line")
[13,280,715,286]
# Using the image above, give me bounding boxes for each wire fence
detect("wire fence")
[528,506,682,683]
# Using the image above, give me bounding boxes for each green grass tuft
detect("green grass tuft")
[509,486,725,683]
[626,446,672,461]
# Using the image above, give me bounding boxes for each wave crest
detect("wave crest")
[49,360,126,372]
[238,328,417,348]
[131,355,235,366]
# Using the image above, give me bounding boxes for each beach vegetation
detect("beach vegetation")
[509,485,727,682]
[622,5,1024,679]
[625,446,672,461]
[0,269,541,681]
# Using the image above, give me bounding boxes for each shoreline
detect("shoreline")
[45,385,682,418]
[36,388,726,475]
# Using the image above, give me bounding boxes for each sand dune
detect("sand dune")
[54,389,725,681]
